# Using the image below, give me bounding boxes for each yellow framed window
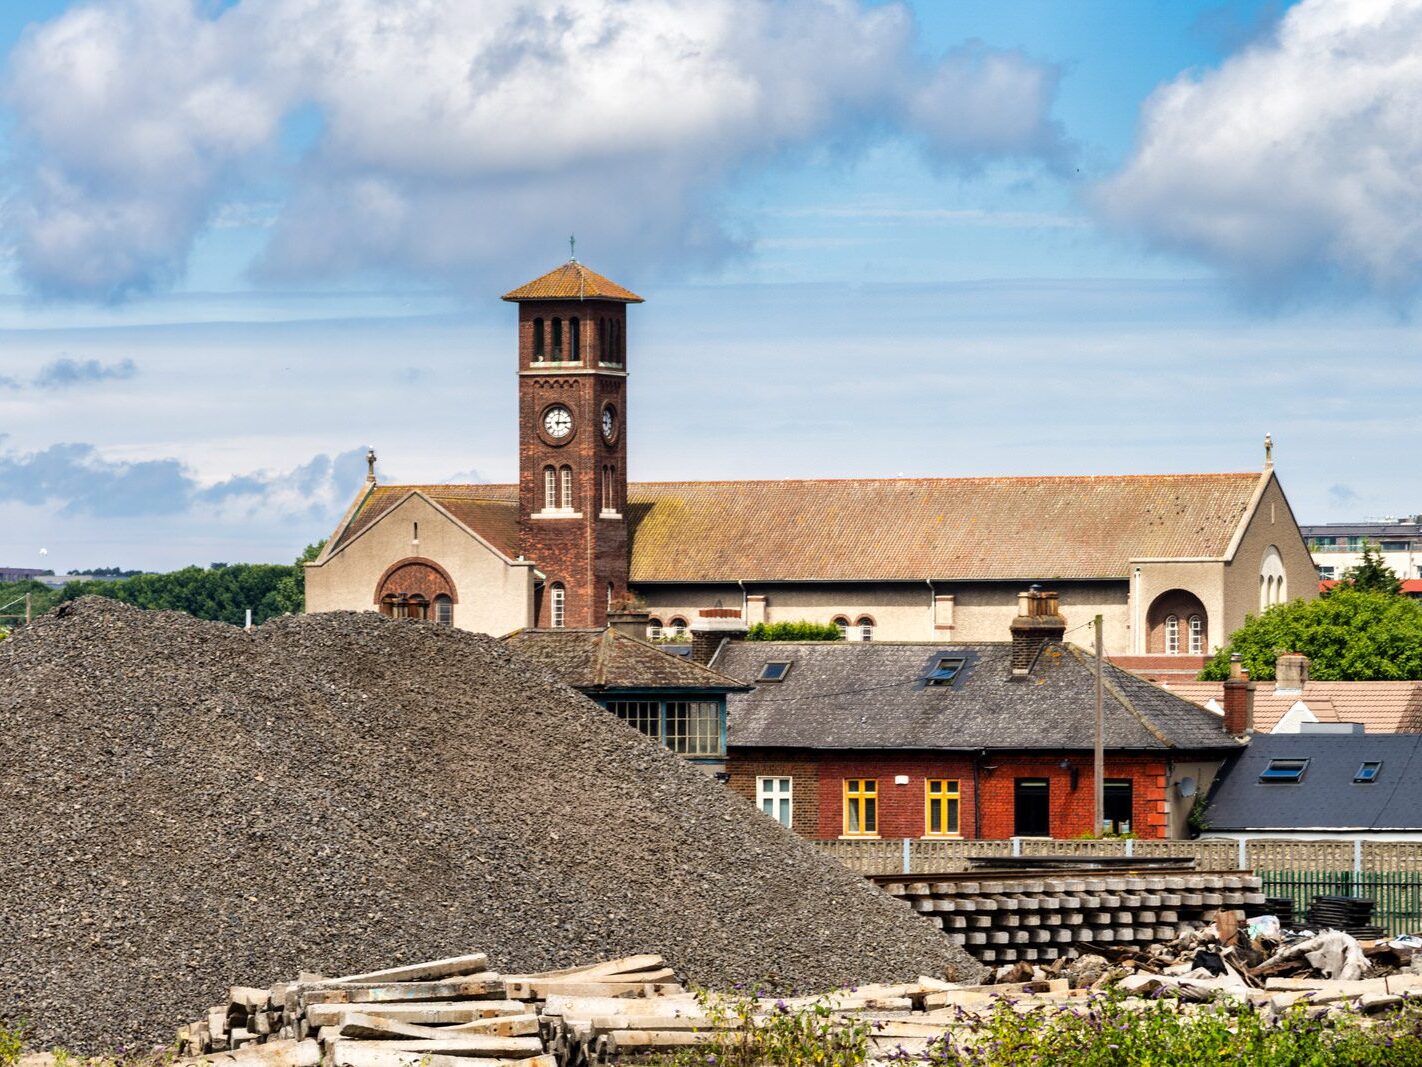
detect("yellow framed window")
[925,778,961,836]
[843,778,878,836]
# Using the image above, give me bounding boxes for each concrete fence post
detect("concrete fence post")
[1354,838,1363,881]
[1011,837,1021,858]
[1124,838,1134,858]
[902,838,911,875]
[1238,837,1248,871]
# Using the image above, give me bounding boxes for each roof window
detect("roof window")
[925,655,966,686]
[1259,758,1309,783]
[758,661,793,683]
[1354,760,1383,783]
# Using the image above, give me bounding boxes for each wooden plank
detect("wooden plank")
[301,977,504,1005]
[320,954,492,986]
[305,1002,528,1027]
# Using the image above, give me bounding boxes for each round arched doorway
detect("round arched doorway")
[1145,589,1208,655]
[375,558,457,624]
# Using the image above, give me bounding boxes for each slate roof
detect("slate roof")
[715,641,1241,753]
[1205,733,1422,832]
[502,262,644,303]
[329,472,1267,581]
[1165,680,1422,734]
[501,627,749,693]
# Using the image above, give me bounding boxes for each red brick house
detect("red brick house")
[709,591,1246,841]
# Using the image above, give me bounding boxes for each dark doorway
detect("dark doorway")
[1014,778,1050,837]
[1104,779,1133,835]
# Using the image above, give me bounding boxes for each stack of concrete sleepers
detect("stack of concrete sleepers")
[874,867,1266,964]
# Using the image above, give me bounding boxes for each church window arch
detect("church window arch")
[1260,545,1287,608]
[551,317,563,358]
[648,617,664,641]
[1188,614,1203,654]
[1165,615,1179,654]
[857,616,875,642]
[569,317,581,361]
[532,317,545,361]
[832,615,849,639]
[560,465,574,509]
[544,466,557,510]
[434,594,453,626]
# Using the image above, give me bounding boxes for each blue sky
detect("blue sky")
[1,0,1418,573]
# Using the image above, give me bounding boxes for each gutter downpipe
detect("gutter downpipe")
[973,749,985,840]
[926,579,934,639]
[738,579,747,622]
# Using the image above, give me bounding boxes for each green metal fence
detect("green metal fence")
[1258,870,1422,935]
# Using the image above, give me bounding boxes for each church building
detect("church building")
[303,260,1318,658]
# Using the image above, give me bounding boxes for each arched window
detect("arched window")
[610,319,621,363]
[833,616,849,639]
[1165,615,1179,654]
[551,317,563,359]
[669,617,688,639]
[550,583,566,628]
[607,582,614,609]
[1188,614,1203,654]
[857,616,874,642]
[1260,545,1286,609]
[544,466,557,510]
[599,318,608,362]
[434,594,453,626]
[560,465,573,509]
[532,317,545,361]
[569,317,580,361]
[648,617,664,641]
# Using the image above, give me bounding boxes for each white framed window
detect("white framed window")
[1165,615,1179,654]
[669,617,688,639]
[550,583,566,628]
[647,618,663,640]
[833,616,849,639]
[544,466,557,510]
[757,776,793,827]
[857,616,874,642]
[560,465,573,509]
[1188,614,1203,654]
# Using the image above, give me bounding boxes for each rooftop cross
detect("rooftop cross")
[1264,433,1273,467]
[569,234,577,262]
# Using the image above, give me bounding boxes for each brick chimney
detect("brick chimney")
[1222,654,1255,736]
[1275,652,1310,694]
[606,607,651,642]
[1009,587,1066,678]
[690,608,747,665]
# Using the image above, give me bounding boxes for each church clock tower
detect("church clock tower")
[503,258,642,628]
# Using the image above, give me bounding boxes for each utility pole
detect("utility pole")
[1094,613,1104,837]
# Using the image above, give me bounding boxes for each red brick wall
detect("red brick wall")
[726,751,821,838]
[726,749,1172,841]
[514,299,631,627]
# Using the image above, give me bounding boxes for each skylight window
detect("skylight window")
[1355,761,1383,783]
[758,661,792,683]
[925,655,966,686]
[1259,758,1309,783]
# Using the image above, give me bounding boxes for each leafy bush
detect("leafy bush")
[0,1020,20,1067]
[1201,589,1422,680]
[746,621,844,641]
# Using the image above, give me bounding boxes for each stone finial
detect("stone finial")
[1264,433,1273,467]
[366,448,377,483]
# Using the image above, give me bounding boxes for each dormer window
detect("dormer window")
[758,661,792,682]
[925,655,965,686]
[1355,761,1383,783]
[1259,758,1308,783]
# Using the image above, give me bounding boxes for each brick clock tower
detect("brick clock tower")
[503,259,643,628]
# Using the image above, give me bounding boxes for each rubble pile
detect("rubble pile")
[0,599,979,1053]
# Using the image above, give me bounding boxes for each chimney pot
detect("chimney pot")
[1276,652,1310,694]
[1222,653,1256,735]
[689,609,747,665]
[606,608,651,641]
[1009,588,1066,677]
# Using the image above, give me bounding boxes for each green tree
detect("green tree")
[746,620,844,641]
[271,540,326,615]
[1331,541,1403,596]
[1201,589,1422,680]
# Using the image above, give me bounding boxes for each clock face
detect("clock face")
[542,405,573,439]
[602,406,617,442]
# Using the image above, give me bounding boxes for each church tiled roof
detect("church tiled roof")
[502,627,749,692]
[502,262,644,303]
[330,472,1266,582]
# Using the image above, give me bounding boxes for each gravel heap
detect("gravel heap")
[0,599,980,1052]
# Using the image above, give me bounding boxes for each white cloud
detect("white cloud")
[1096,0,1422,296]
[2,0,1066,298]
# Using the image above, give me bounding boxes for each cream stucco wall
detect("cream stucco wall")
[1130,560,1226,655]
[635,580,1131,650]
[1222,473,1318,640]
[1164,759,1223,839]
[305,493,535,636]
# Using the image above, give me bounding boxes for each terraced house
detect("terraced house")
[304,260,1318,661]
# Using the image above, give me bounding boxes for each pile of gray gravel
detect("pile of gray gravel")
[0,598,979,1052]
